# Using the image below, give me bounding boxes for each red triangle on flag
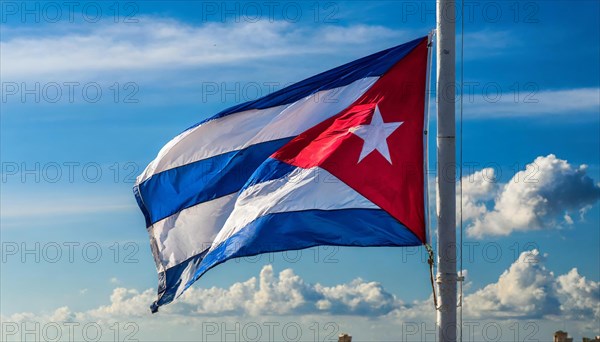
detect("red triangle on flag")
[272,38,429,242]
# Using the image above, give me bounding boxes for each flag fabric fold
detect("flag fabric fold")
[134,35,431,312]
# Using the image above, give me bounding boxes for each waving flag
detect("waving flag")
[134,35,432,312]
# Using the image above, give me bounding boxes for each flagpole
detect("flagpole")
[436,0,457,341]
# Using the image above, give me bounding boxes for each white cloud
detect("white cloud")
[556,268,600,320]
[48,306,76,323]
[2,259,599,340]
[463,30,519,60]
[0,17,411,82]
[3,17,594,118]
[88,287,155,318]
[464,250,560,319]
[464,250,600,322]
[464,87,600,118]
[320,24,399,44]
[1,198,134,219]
[0,191,136,229]
[465,154,600,238]
[315,278,400,316]
[87,265,405,318]
[460,167,499,222]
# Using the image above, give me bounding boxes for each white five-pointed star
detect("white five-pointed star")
[349,105,403,164]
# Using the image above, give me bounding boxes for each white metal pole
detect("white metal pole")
[436,0,457,341]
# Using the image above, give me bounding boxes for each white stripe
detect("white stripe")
[149,193,237,269]
[174,260,199,298]
[210,166,379,250]
[137,77,378,183]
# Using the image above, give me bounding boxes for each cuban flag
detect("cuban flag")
[134,35,432,312]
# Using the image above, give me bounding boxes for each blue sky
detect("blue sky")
[1,1,599,341]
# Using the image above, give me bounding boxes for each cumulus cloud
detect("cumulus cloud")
[88,287,156,318]
[464,250,600,322]
[465,154,600,238]
[464,250,561,319]
[556,268,600,320]
[5,259,598,321]
[460,167,499,221]
[86,265,404,319]
[2,259,598,340]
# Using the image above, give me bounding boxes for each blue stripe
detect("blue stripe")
[138,138,292,226]
[183,209,422,295]
[136,37,426,226]
[144,36,429,312]
[240,158,297,191]
[185,37,426,131]
[151,250,207,313]
[133,184,152,228]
